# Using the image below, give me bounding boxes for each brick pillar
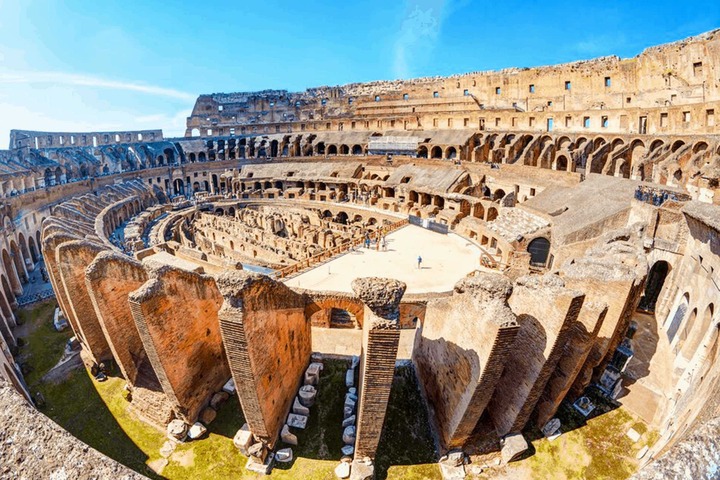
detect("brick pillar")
[352,277,406,460]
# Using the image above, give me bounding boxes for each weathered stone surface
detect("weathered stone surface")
[200,406,217,425]
[275,447,293,463]
[233,424,254,454]
[280,424,298,445]
[350,458,374,480]
[167,419,188,441]
[293,396,310,416]
[210,391,229,410]
[334,461,351,479]
[187,422,207,440]
[0,379,147,479]
[351,277,406,323]
[501,433,528,464]
[298,384,317,407]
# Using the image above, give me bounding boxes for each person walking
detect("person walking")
[417,255,422,269]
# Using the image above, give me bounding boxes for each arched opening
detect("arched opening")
[492,189,506,201]
[527,237,551,266]
[327,145,338,155]
[2,250,20,295]
[352,145,363,155]
[189,152,196,162]
[681,304,715,362]
[667,293,690,343]
[270,140,279,157]
[638,261,669,312]
[1,275,15,306]
[340,145,349,155]
[316,142,326,155]
[473,203,484,219]
[9,241,25,284]
[486,207,498,222]
[164,148,175,164]
[445,146,457,159]
[431,146,443,159]
[27,236,39,263]
[336,212,348,225]
[417,146,428,158]
[330,308,356,328]
[556,155,568,171]
[173,179,185,196]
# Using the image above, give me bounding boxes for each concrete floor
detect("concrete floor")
[618,311,675,426]
[284,225,482,294]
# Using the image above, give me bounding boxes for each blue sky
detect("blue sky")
[0,0,718,145]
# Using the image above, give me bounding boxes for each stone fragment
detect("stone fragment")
[210,391,230,410]
[275,447,293,463]
[287,413,308,429]
[305,362,323,385]
[342,415,356,427]
[200,407,217,425]
[166,419,187,442]
[350,355,360,369]
[350,458,374,480]
[187,422,207,440]
[246,455,273,474]
[335,461,351,479]
[627,428,641,442]
[293,397,310,415]
[159,441,176,458]
[348,387,357,395]
[311,352,323,363]
[248,442,266,459]
[234,424,254,454]
[542,418,561,438]
[222,377,236,395]
[341,445,354,456]
[342,425,356,444]
[343,406,354,419]
[501,433,528,464]
[344,395,356,412]
[281,424,298,445]
[346,369,355,387]
[298,385,317,407]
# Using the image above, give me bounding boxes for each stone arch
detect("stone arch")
[639,261,670,312]
[667,292,690,343]
[340,144,350,155]
[431,146,443,159]
[0,275,15,308]
[473,203,484,219]
[492,189,506,201]
[305,296,364,328]
[352,145,363,155]
[417,146,428,158]
[27,236,39,263]
[1,250,21,296]
[8,241,25,285]
[327,145,338,155]
[555,155,568,171]
[17,233,31,268]
[445,146,457,159]
[671,140,685,152]
[692,141,709,154]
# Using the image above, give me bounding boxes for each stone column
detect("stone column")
[352,277,405,460]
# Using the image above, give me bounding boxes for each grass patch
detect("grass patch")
[16,300,71,388]
[376,365,439,480]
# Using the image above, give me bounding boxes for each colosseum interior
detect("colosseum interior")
[1,28,719,480]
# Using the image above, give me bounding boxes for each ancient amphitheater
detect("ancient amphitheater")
[0,29,719,480]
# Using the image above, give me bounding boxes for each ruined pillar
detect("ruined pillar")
[216,271,309,447]
[414,273,519,450]
[534,301,607,426]
[55,240,113,364]
[129,261,228,424]
[352,277,405,460]
[488,274,584,436]
[85,251,150,386]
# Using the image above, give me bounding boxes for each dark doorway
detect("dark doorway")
[638,261,670,312]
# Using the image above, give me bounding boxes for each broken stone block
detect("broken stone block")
[501,433,528,464]
[305,362,323,385]
[275,447,293,463]
[287,413,308,429]
[200,407,217,425]
[298,385,317,407]
[341,445,354,456]
[342,425,356,444]
[248,442,267,460]
[210,391,230,410]
[350,458,374,480]
[627,428,641,443]
[350,355,360,369]
[344,395,356,412]
[334,461,351,479]
[348,387,357,395]
[281,424,298,445]
[234,424,254,454]
[222,377,236,395]
[166,419,187,442]
[311,352,323,363]
[345,368,355,387]
[293,397,310,415]
[343,406,354,419]
[342,415,356,428]
[542,418,561,438]
[246,454,273,474]
[441,450,464,468]
[438,461,465,480]
[187,422,207,440]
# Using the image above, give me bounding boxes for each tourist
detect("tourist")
[417,255,422,269]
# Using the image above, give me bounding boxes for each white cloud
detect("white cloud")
[0,70,196,101]
[393,0,450,79]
